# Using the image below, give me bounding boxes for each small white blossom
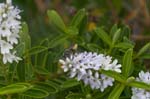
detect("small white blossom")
[3,52,21,64]
[82,70,93,85]
[100,74,114,92]
[0,1,22,64]
[7,33,19,44]
[132,71,150,99]
[59,52,122,92]
[0,40,13,54]
[89,72,101,89]
[0,22,12,37]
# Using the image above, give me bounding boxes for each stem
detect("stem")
[0,55,8,83]
[108,46,113,54]
[80,81,85,93]
[11,64,17,83]
[0,57,10,99]
[2,63,8,83]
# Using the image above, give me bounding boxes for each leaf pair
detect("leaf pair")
[94,25,134,51]
[0,82,57,98]
[47,9,87,35]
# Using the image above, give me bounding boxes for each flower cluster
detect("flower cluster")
[0,0,21,64]
[59,52,121,92]
[132,71,150,99]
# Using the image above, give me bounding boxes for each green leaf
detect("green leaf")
[34,82,57,94]
[122,25,130,38]
[47,80,61,90]
[48,34,68,48]
[41,53,49,67]
[123,37,134,45]
[22,88,49,98]
[140,53,150,59]
[20,22,31,50]
[35,67,50,75]
[25,63,33,81]
[112,28,121,45]
[61,79,80,89]
[108,83,125,99]
[110,24,118,37]
[126,77,135,84]
[24,46,47,57]
[128,81,150,90]
[47,10,66,33]
[14,83,32,86]
[0,83,32,95]
[17,61,26,81]
[40,38,49,47]
[100,70,126,83]
[115,42,134,49]
[66,26,79,35]
[86,43,103,52]
[66,93,84,99]
[34,39,49,66]
[122,49,133,77]
[14,43,25,57]
[78,14,88,33]
[136,42,150,58]
[94,87,111,99]
[94,27,112,47]
[70,8,86,28]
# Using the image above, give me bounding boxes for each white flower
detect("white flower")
[59,58,71,72]
[7,33,19,44]
[138,71,150,84]
[59,51,122,91]
[131,71,150,99]
[0,1,22,64]
[3,52,21,64]
[109,59,122,73]
[8,6,21,19]
[89,72,101,89]
[0,22,12,37]
[100,74,114,92]
[0,40,13,54]
[82,69,93,85]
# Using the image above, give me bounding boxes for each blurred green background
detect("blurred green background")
[2,0,150,45]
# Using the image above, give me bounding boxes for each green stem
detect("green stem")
[11,64,17,83]
[2,64,11,99]
[108,46,113,54]
[1,63,8,83]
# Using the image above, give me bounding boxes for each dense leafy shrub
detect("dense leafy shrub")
[0,0,150,99]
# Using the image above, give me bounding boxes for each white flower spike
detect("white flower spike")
[132,71,150,99]
[59,51,122,92]
[0,0,22,64]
